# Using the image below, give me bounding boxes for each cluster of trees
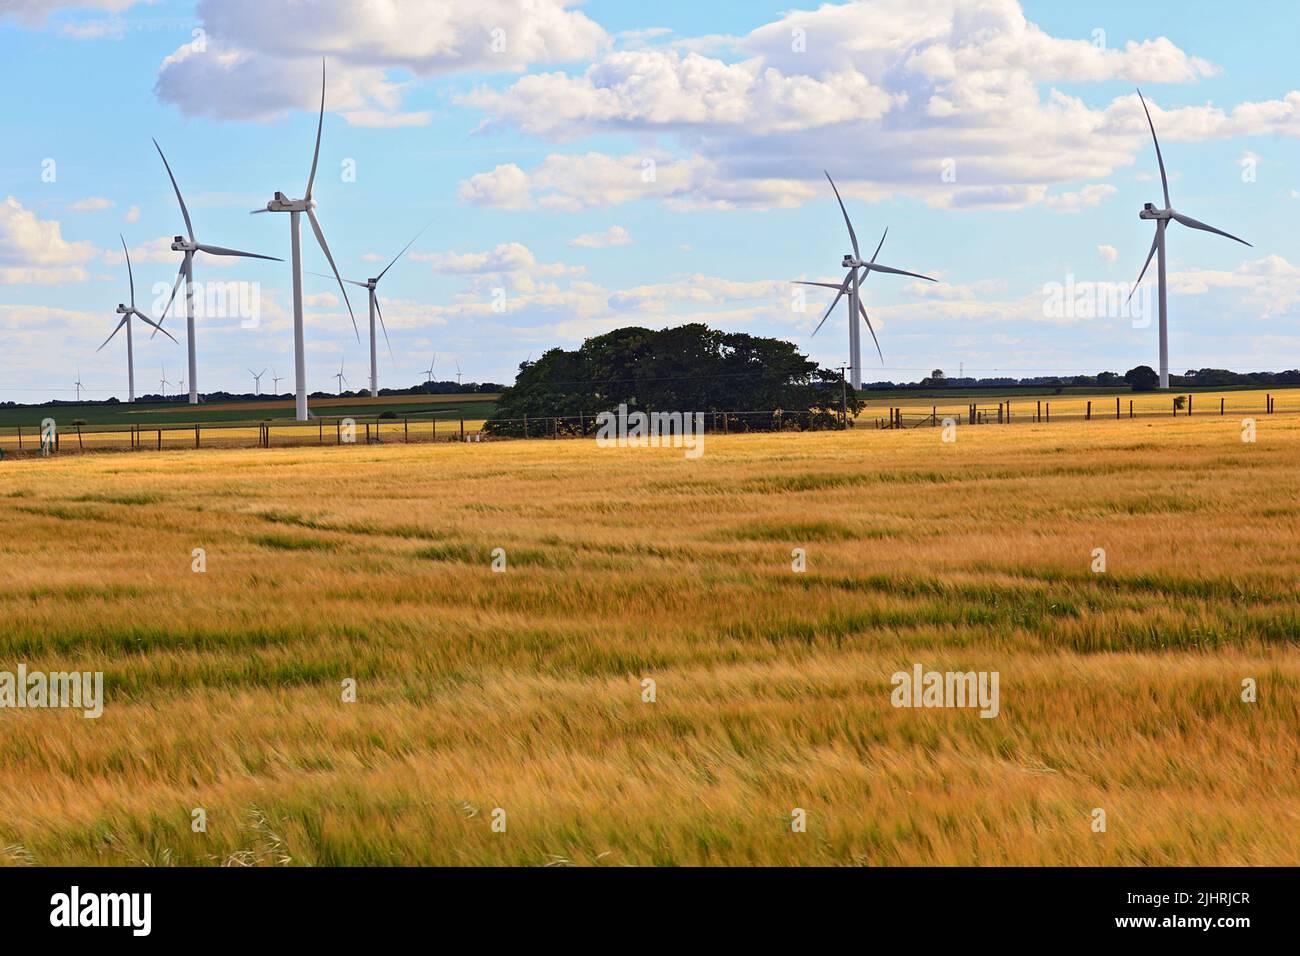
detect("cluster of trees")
[16,380,504,408]
[485,324,855,435]
[907,366,1300,392]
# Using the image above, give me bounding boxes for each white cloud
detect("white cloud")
[569,225,631,248]
[1097,244,1119,263]
[0,197,99,284]
[69,197,115,213]
[123,205,141,223]
[154,0,607,123]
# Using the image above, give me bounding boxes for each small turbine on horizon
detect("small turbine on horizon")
[253,58,357,421]
[795,172,936,390]
[1128,89,1251,390]
[74,369,84,402]
[250,368,267,396]
[454,360,462,386]
[271,368,283,394]
[97,236,177,404]
[332,359,348,396]
[159,363,171,397]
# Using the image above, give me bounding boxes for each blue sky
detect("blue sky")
[2,0,1298,402]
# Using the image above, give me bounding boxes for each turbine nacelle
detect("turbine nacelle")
[841,254,857,268]
[171,236,198,252]
[116,303,129,314]
[264,192,313,213]
[1139,203,1172,221]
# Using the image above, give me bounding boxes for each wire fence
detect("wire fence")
[0,393,1290,460]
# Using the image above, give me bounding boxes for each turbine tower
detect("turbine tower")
[316,223,429,398]
[250,368,267,396]
[253,58,357,421]
[795,172,936,389]
[97,236,176,403]
[1129,89,1251,389]
[152,139,280,405]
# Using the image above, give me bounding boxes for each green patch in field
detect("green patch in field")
[72,492,164,506]
[413,542,477,563]
[715,520,857,543]
[251,533,340,553]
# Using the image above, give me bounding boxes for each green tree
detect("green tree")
[1124,365,1160,392]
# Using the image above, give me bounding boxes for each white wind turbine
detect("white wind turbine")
[314,223,429,398]
[159,364,171,397]
[1129,89,1251,390]
[455,360,462,387]
[74,369,84,402]
[795,171,936,389]
[332,359,348,396]
[271,368,283,394]
[249,368,267,396]
[152,139,280,405]
[252,58,357,421]
[97,236,177,403]
[423,353,436,388]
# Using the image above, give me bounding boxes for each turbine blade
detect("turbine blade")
[1135,88,1171,209]
[1128,230,1159,303]
[374,294,394,362]
[824,171,860,259]
[250,208,271,215]
[793,281,844,290]
[306,269,368,288]
[96,316,127,353]
[858,301,884,364]
[376,221,431,282]
[1170,211,1251,247]
[810,276,852,338]
[306,58,326,201]
[152,138,195,242]
[120,234,135,308]
[861,262,936,282]
[196,242,281,261]
[135,310,178,345]
[870,228,888,264]
[155,262,186,334]
[306,206,358,339]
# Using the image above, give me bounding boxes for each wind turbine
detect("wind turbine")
[423,353,436,388]
[74,369,84,402]
[97,236,177,403]
[332,359,348,396]
[253,58,357,421]
[272,368,283,394]
[250,368,267,396]
[151,139,280,406]
[159,364,171,397]
[795,172,935,389]
[455,360,462,387]
[314,223,429,398]
[1129,89,1251,390]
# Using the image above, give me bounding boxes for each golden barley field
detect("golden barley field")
[0,398,1297,866]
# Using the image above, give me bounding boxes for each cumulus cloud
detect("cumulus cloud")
[0,197,99,284]
[154,0,607,124]
[1097,244,1119,263]
[69,197,115,213]
[570,225,631,248]
[460,0,1300,212]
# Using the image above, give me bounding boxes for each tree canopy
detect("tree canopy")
[485,323,856,434]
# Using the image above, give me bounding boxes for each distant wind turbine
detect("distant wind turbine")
[152,138,280,405]
[794,171,935,389]
[1129,89,1251,390]
[423,353,436,386]
[271,368,283,394]
[314,222,429,398]
[455,360,462,386]
[97,235,177,403]
[159,364,171,397]
[332,359,348,395]
[249,368,267,396]
[253,58,357,421]
[74,369,84,402]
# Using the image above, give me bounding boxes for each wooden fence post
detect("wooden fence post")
[1115,396,1120,420]
[1129,400,1133,419]
[157,429,161,451]
[404,418,409,443]
[77,425,83,451]
[1220,397,1225,416]
[460,418,465,441]
[16,425,21,451]
[1188,395,1193,416]
[195,425,200,449]
[1046,402,1050,423]
[1086,401,1091,421]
